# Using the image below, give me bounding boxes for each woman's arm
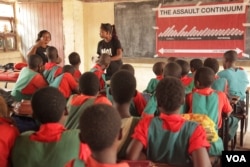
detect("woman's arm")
[26,40,43,57]
[111,48,122,61]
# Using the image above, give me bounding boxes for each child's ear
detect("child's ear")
[64,107,69,116]
[118,128,123,141]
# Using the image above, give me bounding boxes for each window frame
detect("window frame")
[0,2,17,52]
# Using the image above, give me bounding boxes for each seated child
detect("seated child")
[50,65,79,99]
[119,64,146,117]
[0,96,19,167]
[218,50,249,113]
[11,54,48,102]
[65,72,112,129]
[65,104,129,167]
[68,52,81,81]
[176,59,194,94]
[204,58,228,94]
[43,46,62,84]
[142,62,182,117]
[143,61,165,95]
[110,70,141,159]
[11,87,86,167]
[126,77,211,167]
[166,56,177,63]
[186,67,238,140]
[90,53,111,93]
[188,58,203,77]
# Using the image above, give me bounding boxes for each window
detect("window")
[0,2,16,52]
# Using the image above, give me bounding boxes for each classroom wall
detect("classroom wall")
[82,2,114,71]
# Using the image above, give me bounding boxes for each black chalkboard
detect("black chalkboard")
[114,1,158,58]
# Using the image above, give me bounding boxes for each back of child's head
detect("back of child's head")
[167,57,177,63]
[28,54,43,69]
[79,104,121,152]
[204,58,219,74]
[31,86,66,124]
[98,53,111,67]
[0,96,8,117]
[68,52,81,66]
[119,64,135,75]
[111,70,136,104]
[175,59,190,76]
[163,62,182,79]
[46,46,58,61]
[156,77,185,113]
[190,58,203,72]
[223,50,237,63]
[79,72,99,96]
[194,67,215,88]
[153,61,165,76]
[62,65,75,75]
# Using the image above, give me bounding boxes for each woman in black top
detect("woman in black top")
[97,23,123,80]
[27,30,51,65]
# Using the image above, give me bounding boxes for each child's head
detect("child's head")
[194,67,215,89]
[28,54,43,72]
[68,52,81,66]
[156,77,185,114]
[98,54,111,68]
[46,46,59,62]
[119,64,135,76]
[222,50,237,69]
[203,58,219,74]
[79,72,99,96]
[31,87,66,124]
[62,65,75,75]
[175,59,190,77]
[79,104,121,152]
[111,70,136,104]
[153,61,165,76]
[190,58,203,73]
[163,62,182,79]
[167,57,177,63]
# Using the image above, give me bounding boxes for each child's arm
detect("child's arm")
[192,148,212,167]
[126,139,145,160]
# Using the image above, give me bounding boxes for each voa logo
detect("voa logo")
[226,155,247,162]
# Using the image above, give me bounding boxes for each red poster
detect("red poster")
[156,3,248,58]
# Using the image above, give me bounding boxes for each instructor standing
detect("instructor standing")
[97,23,123,80]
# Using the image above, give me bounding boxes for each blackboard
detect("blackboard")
[114,1,158,58]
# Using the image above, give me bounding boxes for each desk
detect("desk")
[0,70,19,88]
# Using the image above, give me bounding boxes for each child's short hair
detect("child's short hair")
[194,67,215,88]
[119,64,135,75]
[62,65,75,75]
[224,50,237,63]
[79,72,99,95]
[190,58,203,71]
[31,87,66,124]
[28,54,43,69]
[79,104,121,152]
[111,70,136,104]
[163,62,182,78]
[175,59,190,76]
[68,52,81,66]
[167,57,177,63]
[156,77,185,113]
[204,58,219,74]
[153,61,165,76]
[98,54,111,66]
[46,46,58,61]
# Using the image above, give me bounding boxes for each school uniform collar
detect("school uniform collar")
[193,87,214,95]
